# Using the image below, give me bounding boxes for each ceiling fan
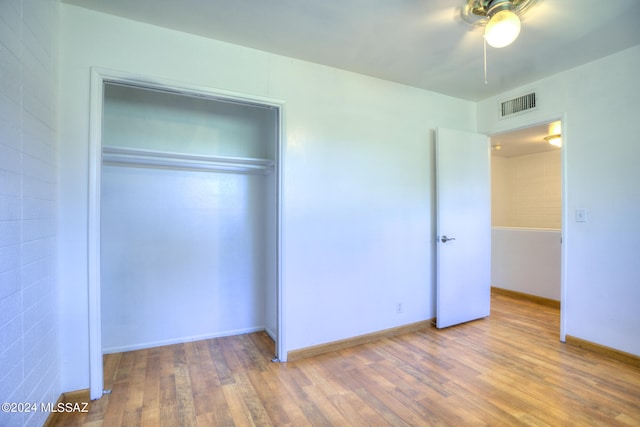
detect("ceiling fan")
[460,0,540,83]
[461,0,540,48]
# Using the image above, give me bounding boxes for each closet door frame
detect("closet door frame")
[88,67,286,400]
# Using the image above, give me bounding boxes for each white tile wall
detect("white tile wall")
[491,156,510,226]
[0,1,59,426]
[492,150,562,229]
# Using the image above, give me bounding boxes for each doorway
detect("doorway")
[87,69,284,400]
[489,120,564,309]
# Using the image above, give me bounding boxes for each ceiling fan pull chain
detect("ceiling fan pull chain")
[484,36,488,84]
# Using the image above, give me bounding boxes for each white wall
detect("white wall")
[58,4,476,391]
[492,150,561,229]
[0,1,60,426]
[491,156,510,226]
[492,227,561,300]
[101,168,272,352]
[478,45,640,356]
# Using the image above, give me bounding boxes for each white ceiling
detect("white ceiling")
[63,0,638,156]
[490,121,561,158]
[64,0,640,102]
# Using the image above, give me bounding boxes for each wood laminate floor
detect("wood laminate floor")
[53,293,640,426]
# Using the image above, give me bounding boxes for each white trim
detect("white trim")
[491,226,561,232]
[88,67,287,399]
[264,326,277,343]
[102,326,267,354]
[95,68,282,109]
[275,102,287,362]
[559,114,568,343]
[88,69,104,401]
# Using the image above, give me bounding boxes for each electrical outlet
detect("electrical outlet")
[396,303,403,314]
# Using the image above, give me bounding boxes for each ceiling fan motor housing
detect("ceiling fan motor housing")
[465,0,538,21]
[486,0,515,18]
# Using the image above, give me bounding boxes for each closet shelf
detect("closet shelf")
[102,146,274,175]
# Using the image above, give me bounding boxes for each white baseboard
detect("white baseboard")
[102,326,266,354]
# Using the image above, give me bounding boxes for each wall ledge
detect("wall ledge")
[492,226,561,232]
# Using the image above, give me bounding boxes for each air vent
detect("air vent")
[500,92,537,118]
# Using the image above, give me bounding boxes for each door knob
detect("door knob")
[441,235,456,243]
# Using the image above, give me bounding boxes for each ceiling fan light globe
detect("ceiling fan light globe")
[484,9,521,48]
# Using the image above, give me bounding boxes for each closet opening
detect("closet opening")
[88,69,284,400]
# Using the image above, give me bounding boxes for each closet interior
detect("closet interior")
[100,83,278,354]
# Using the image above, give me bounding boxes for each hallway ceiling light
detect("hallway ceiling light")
[544,134,562,147]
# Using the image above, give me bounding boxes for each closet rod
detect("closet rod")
[102,146,274,175]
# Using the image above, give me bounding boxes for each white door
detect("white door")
[436,128,491,328]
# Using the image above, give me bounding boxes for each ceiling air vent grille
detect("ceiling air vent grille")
[500,92,537,118]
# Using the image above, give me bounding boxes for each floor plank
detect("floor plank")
[53,293,640,426]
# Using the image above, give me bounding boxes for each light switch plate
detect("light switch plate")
[576,208,586,222]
